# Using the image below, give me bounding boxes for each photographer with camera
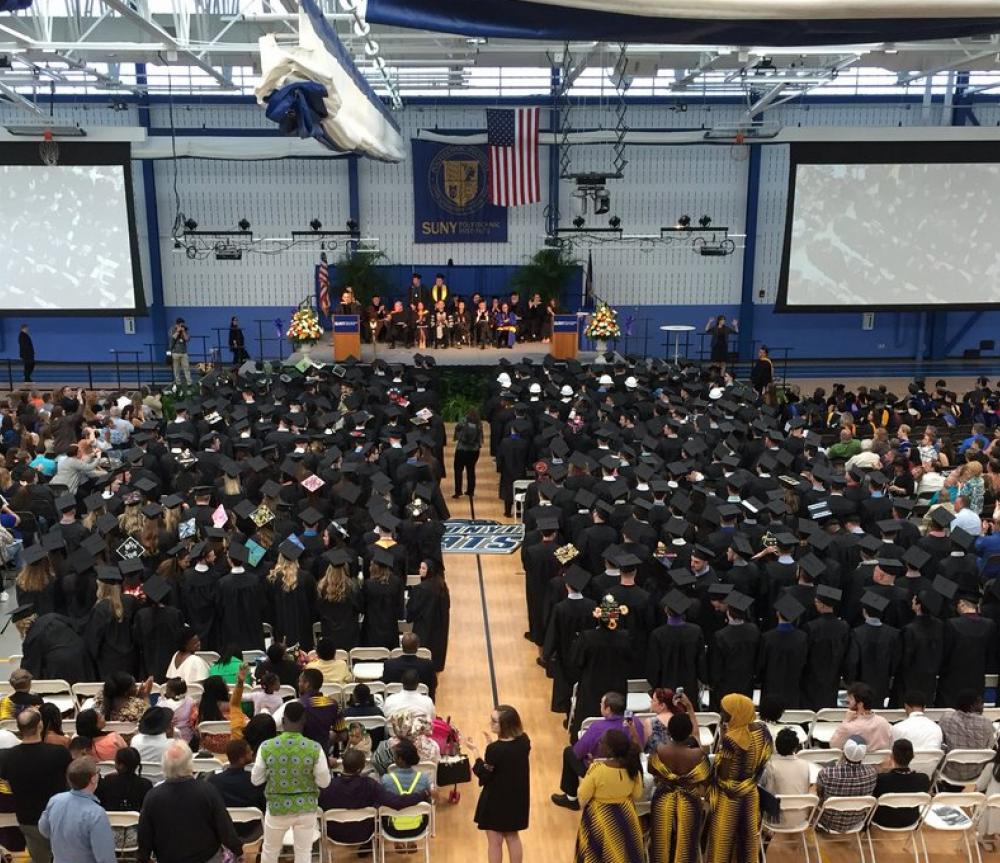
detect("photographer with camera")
[168,318,192,388]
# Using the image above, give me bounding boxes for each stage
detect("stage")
[288,340,598,367]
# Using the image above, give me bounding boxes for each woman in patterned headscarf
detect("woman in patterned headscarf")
[705,693,773,863]
[370,709,441,775]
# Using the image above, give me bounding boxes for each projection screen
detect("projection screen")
[0,142,145,315]
[776,141,1000,311]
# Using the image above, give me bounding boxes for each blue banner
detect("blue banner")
[412,139,507,244]
[332,316,360,334]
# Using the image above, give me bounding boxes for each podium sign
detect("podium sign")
[550,314,579,360]
[331,315,361,361]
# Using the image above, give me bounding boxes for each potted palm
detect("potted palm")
[508,248,579,304]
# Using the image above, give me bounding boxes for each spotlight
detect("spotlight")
[238,218,251,232]
[172,239,182,251]
[593,189,610,216]
[310,218,323,231]
[183,217,198,231]
[572,216,585,229]
[676,214,691,229]
[608,216,621,229]
[346,219,359,233]
[699,215,712,228]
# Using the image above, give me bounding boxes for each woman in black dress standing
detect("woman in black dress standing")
[468,704,530,863]
[406,559,450,672]
[229,316,249,365]
[704,314,738,373]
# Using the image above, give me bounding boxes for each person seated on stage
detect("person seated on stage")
[432,302,451,349]
[494,302,518,349]
[363,296,387,344]
[473,300,492,350]
[414,302,430,350]
[388,301,410,349]
[451,298,471,348]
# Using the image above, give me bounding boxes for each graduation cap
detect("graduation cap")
[300,474,325,492]
[815,584,843,605]
[370,473,393,495]
[876,519,903,536]
[726,591,754,614]
[691,544,716,561]
[951,527,976,552]
[903,546,931,572]
[877,558,906,577]
[324,547,354,568]
[858,534,882,554]
[133,477,158,495]
[775,593,805,623]
[861,590,890,616]
[564,565,592,593]
[730,533,754,558]
[116,536,145,561]
[916,588,943,616]
[83,493,105,513]
[232,500,257,521]
[227,542,250,564]
[278,539,304,561]
[119,557,144,578]
[663,589,694,616]
[141,503,163,519]
[798,554,826,580]
[569,452,596,472]
[891,498,916,514]
[143,575,171,604]
[930,508,955,529]
[9,604,35,624]
[374,510,401,533]
[96,565,122,584]
[607,548,641,570]
[21,544,49,566]
[162,494,185,509]
[298,507,325,527]
[55,493,76,512]
[707,582,734,599]
[669,567,696,588]
[771,531,797,548]
[932,575,958,600]
[82,534,106,557]
[536,516,561,533]
[177,518,197,540]
[371,546,396,568]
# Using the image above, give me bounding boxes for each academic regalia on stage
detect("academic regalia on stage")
[406,577,450,671]
[543,591,597,714]
[21,613,95,684]
[895,614,944,706]
[802,612,851,709]
[215,566,267,651]
[570,626,631,738]
[84,594,139,678]
[846,620,901,708]
[708,621,760,709]
[936,612,998,708]
[757,624,809,709]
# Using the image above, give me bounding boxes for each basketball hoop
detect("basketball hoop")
[39,129,59,166]
[729,130,750,163]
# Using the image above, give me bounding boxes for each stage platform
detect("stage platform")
[289,341,598,367]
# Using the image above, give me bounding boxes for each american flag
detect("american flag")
[317,252,331,317]
[487,107,540,207]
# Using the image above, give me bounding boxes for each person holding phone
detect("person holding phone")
[168,318,192,387]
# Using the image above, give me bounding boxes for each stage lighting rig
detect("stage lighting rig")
[698,215,712,228]
[310,219,323,231]
[676,215,691,229]
[238,218,251,232]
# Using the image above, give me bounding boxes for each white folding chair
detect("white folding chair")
[106,811,141,855]
[388,763,437,835]
[312,622,324,644]
[810,708,844,746]
[626,679,651,713]
[695,712,721,750]
[405,575,422,588]
[862,749,893,766]
[97,760,118,777]
[349,648,390,682]
[335,650,349,664]
[384,682,428,697]
[874,709,907,724]
[388,648,432,661]
[71,682,104,708]
[33,679,75,715]
[341,682,385,707]
[922,792,987,863]
[320,683,344,702]
[866,792,932,863]
[242,650,266,664]
[185,682,204,704]
[140,761,164,781]
[762,793,818,863]
[579,716,599,734]
[195,651,220,666]
[192,758,222,775]
[104,721,138,736]
[934,750,996,792]
[377,802,432,863]
[909,749,945,780]
[397,620,413,636]
[512,479,531,521]
[922,709,948,722]
[196,721,231,737]
[354,716,387,736]
[812,795,878,863]
[321,807,378,861]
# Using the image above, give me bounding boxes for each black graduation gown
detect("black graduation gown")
[179,567,219,650]
[936,614,998,708]
[523,541,561,644]
[802,613,852,709]
[757,625,809,708]
[132,605,185,682]
[269,573,317,650]
[21,613,94,684]
[542,596,597,714]
[215,570,267,651]
[59,570,97,622]
[607,583,655,678]
[895,615,944,706]
[317,586,364,651]
[497,436,530,510]
[406,577,451,672]
[846,622,901,708]
[84,595,139,678]
[570,627,631,736]
[361,575,405,649]
[15,581,58,617]
[646,622,705,697]
[709,622,760,709]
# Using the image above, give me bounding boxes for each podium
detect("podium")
[331,315,361,361]
[550,314,579,360]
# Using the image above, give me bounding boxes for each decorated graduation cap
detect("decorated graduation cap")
[9,603,36,624]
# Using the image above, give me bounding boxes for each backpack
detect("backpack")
[387,771,423,831]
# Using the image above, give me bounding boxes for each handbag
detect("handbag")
[757,784,781,820]
[436,754,472,786]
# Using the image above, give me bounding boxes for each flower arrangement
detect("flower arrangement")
[584,303,621,341]
[286,302,324,346]
[592,594,629,630]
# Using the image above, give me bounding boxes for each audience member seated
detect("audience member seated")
[939,690,998,786]
[95,747,152,850]
[759,696,808,747]
[243,714,278,756]
[761,728,811,824]
[816,736,878,832]
[305,638,353,685]
[164,627,211,684]
[93,672,153,723]
[208,644,243,685]
[157,679,198,744]
[380,739,434,841]
[0,669,43,720]
[255,643,302,689]
[383,670,435,722]
[297,668,347,751]
[137,743,243,863]
[977,749,1000,846]
[319,748,428,849]
[198,669,249,755]
[382,633,437,699]
[551,692,646,812]
[640,688,683,753]
[129,707,174,765]
[39,703,70,748]
[371,711,441,776]
[829,683,893,752]
[871,739,931,828]
[892,691,943,751]
[206,740,266,841]
[76,709,126,762]
[245,673,283,716]
[343,683,385,746]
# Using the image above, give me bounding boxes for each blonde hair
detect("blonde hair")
[16,559,54,594]
[162,505,181,535]
[966,461,984,478]
[222,475,242,496]
[96,580,125,623]
[317,564,350,602]
[139,516,160,556]
[267,556,299,592]
[119,503,144,536]
[369,562,394,585]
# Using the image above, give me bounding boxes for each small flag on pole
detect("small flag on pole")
[584,249,594,310]
[318,252,331,318]
[487,107,541,207]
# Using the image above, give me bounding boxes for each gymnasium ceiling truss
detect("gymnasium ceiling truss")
[0,2,999,109]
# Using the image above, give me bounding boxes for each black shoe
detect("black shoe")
[451,494,462,500]
[523,632,532,640]
[551,794,580,811]
[504,510,512,518]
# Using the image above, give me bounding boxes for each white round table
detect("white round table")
[660,324,696,363]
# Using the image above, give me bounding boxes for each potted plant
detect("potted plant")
[583,303,621,352]
[286,298,324,349]
[508,248,579,304]
[333,249,391,306]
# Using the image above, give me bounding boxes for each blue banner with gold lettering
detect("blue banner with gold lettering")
[412,139,507,244]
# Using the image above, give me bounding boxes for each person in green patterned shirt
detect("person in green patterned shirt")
[250,701,331,863]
